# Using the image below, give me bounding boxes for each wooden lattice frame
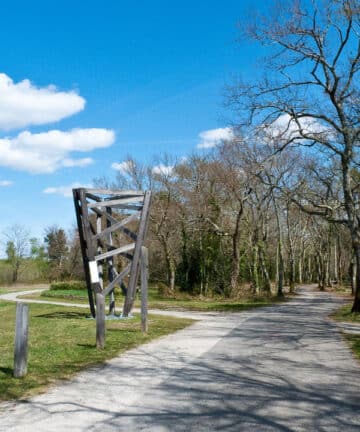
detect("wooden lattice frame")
[72,188,151,318]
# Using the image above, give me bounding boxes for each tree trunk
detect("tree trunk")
[259,243,271,294]
[277,240,284,297]
[230,205,243,295]
[317,252,326,291]
[251,243,259,295]
[298,253,303,285]
[273,198,284,297]
[162,239,176,292]
[350,251,356,296]
[352,244,360,312]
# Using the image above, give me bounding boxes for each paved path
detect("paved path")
[0,289,216,320]
[0,288,359,431]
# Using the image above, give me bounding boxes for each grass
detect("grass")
[20,286,287,311]
[330,304,360,323]
[330,303,360,361]
[0,301,193,401]
[344,334,360,360]
[40,289,88,300]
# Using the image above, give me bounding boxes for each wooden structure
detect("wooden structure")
[14,302,29,378]
[72,188,151,319]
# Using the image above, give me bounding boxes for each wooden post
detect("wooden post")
[107,206,116,315]
[96,294,105,349]
[123,191,152,316]
[73,188,96,318]
[140,246,148,333]
[14,303,29,378]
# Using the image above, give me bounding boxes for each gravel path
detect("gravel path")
[0,287,359,431]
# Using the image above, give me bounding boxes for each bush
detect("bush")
[49,280,87,291]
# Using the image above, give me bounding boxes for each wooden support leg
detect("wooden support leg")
[14,303,29,378]
[96,294,105,349]
[141,246,148,333]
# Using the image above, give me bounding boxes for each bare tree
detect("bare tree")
[228,0,360,311]
[2,224,30,283]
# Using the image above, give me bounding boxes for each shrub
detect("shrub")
[49,280,87,291]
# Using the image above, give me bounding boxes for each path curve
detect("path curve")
[0,289,219,320]
[0,286,359,431]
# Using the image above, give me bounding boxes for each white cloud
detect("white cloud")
[266,114,328,142]
[111,160,135,174]
[0,128,115,174]
[152,164,174,176]
[43,182,92,198]
[0,180,13,187]
[0,73,85,130]
[62,158,94,168]
[197,127,234,149]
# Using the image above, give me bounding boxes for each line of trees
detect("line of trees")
[0,225,83,284]
[97,141,354,305]
[0,1,358,313]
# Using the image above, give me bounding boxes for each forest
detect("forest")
[1,0,359,313]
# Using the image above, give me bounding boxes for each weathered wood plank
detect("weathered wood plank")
[13,303,29,378]
[91,206,141,229]
[106,207,116,314]
[102,264,131,296]
[83,188,144,196]
[73,189,96,317]
[123,191,152,316]
[96,215,104,290]
[95,243,135,262]
[140,246,148,333]
[93,213,139,240]
[96,294,105,349]
[88,196,145,208]
[106,204,143,211]
[85,192,102,202]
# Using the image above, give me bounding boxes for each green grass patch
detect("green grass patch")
[0,301,193,401]
[344,334,360,361]
[41,289,88,300]
[330,304,360,323]
[21,286,285,311]
[49,281,87,291]
[134,297,283,311]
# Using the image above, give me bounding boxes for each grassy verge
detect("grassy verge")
[344,334,360,360]
[330,304,360,323]
[0,301,193,401]
[20,286,287,311]
[330,303,360,361]
[40,289,88,301]
[133,296,285,311]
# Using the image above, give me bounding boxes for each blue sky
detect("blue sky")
[0,0,267,246]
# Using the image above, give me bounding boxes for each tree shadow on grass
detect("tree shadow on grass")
[34,312,89,320]
[0,367,13,376]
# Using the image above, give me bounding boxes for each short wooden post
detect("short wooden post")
[14,303,29,378]
[96,294,105,349]
[140,246,149,333]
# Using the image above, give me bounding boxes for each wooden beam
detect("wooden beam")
[106,207,116,315]
[83,188,144,196]
[94,243,135,261]
[91,206,141,228]
[123,191,152,316]
[73,189,96,317]
[93,213,139,241]
[96,294,105,349]
[140,247,148,333]
[88,196,145,208]
[102,264,131,296]
[13,303,29,378]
